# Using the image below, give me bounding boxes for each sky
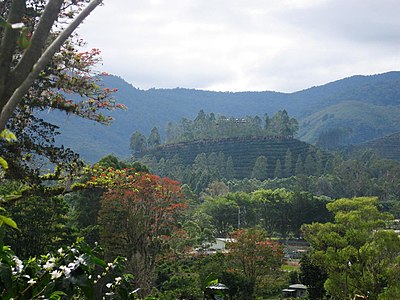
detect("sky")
[78,0,400,92]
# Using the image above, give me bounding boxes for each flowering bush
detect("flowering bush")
[0,234,137,299]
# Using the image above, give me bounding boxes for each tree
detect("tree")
[95,171,187,296]
[302,197,400,300]
[67,155,148,245]
[227,228,283,297]
[4,194,71,259]
[252,189,293,237]
[284,148,293,177]
[200,196,238,237]
[304,153,316,176]
[0,0,104,131]
[300,253,328,300]
[295,154,304,175]
[274,159,282,178]
[0,1,125,186]
[251,155,268,180]
[148,126,161,148]
[130,130,147,154]
[225,156,236,179]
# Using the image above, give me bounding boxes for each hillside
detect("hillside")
[297,101,400,145]
[40,71,400,162]
[351,132,400,160]
[142,136,329,179]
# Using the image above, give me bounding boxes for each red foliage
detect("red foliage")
[228,228,284,280]
[95,168,187,245]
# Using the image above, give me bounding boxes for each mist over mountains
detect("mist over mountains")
[41,71,400,162]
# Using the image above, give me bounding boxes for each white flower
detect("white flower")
[27,278,37,285]
[12,257,23,273]
[60,265,71,277]
[75,254,86,266]
[57,248,63,255]
[50,270,62,280]
[68,262,77,270]
[106,283,112,289]
[115,276,122,284]
[43,261,56,270]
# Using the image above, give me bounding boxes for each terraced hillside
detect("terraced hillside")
[143,136,329,179]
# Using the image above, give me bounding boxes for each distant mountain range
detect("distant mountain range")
[40,71,400,162]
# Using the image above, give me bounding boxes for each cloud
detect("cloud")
[78,0,400,92]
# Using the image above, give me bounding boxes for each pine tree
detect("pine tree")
[225,156,236,179]
[274,159,282,178]
[284,149,293,177]
[295,154,304,176]
[148,127,161,148]
[304,154,316,176]
[251,156,268,180]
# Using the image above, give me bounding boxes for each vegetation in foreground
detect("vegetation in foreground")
[0,1,399,299]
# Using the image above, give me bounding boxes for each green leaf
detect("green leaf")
[0,16,10,28]
[91,256,107,268]
[0,215,18,229]
[0,157,8,170]
[0,263,12,290]
[50,291,67,300]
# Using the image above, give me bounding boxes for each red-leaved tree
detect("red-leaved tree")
[92,169,187,296]
[228,228,284,282]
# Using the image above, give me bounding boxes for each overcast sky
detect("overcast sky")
[78,0,400,92]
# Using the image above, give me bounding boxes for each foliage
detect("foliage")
[137,110,298,146]
[143,137,327,187]
[4,194,72,259]
[198,189,332,238]
[94,169,187,296]
[302,197,400,300]
[299,253,327,300]
[0,1,126,186]
[228,228,283,281]
[66,156,150,246]
[251,156,268,180]
[0,234,136,300]
[0,0,106,132]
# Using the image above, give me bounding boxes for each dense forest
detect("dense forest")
[0,1,399,300]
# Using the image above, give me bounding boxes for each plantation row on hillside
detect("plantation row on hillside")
[140,136,330,179]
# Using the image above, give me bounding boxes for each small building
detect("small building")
[195,238,236,255]
[209,238,235,251]
[282,284,307,298]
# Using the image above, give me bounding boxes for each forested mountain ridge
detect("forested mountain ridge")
[41,71,400,162]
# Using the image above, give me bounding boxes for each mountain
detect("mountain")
[40,71,400,162]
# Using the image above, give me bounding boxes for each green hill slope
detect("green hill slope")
[297,101,400,146]
[352,132,400,160]
[144,136,328,179]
